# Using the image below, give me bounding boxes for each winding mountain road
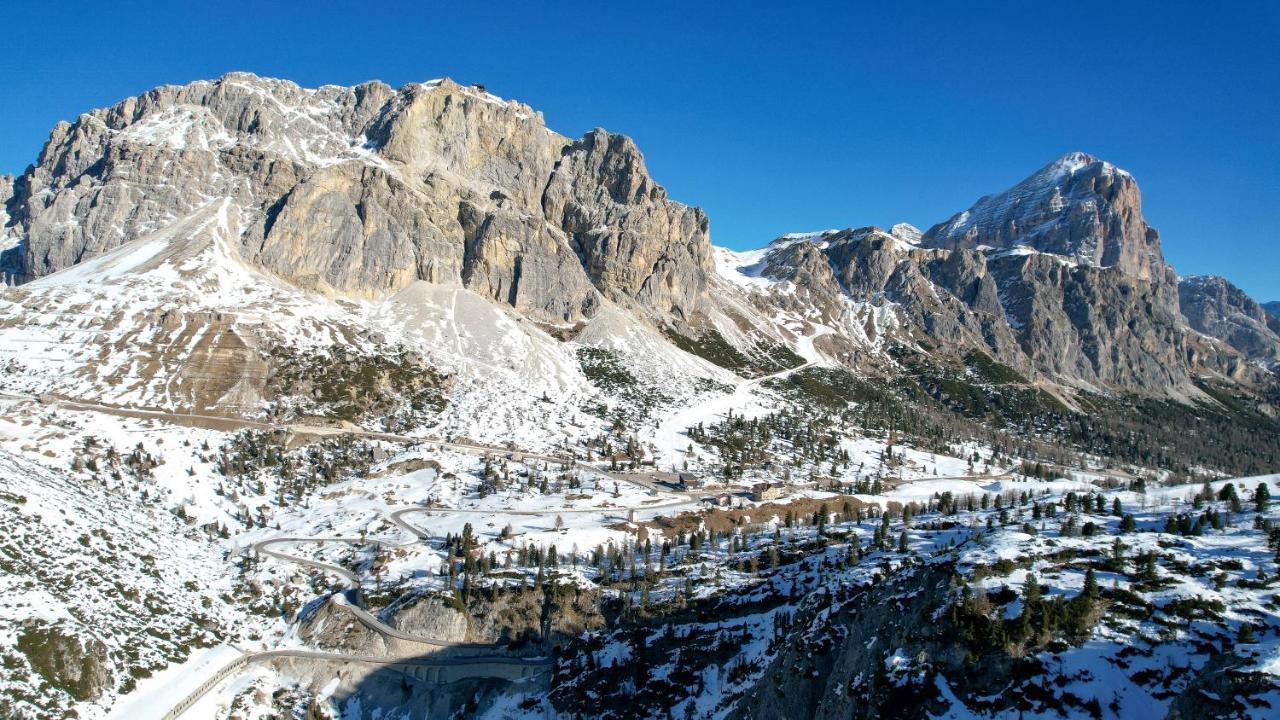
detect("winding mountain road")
[0,391,690,716]
[159,647,548,720]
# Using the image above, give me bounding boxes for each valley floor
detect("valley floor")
[2,384,1279,719]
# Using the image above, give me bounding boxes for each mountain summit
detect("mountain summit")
[922,152,1164,281]
[1,73,712,324]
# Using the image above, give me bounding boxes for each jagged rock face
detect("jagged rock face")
[922,152,1165,281]
[1179,276,1280,370]
[7,75,393,281]
[825,231,1024,366]
[742,153,1274,396]
[993,256,1187,390]
[758,225,1189,393]
[2,74,710,323]
[759,229,1028,374]
[543,129,713,320]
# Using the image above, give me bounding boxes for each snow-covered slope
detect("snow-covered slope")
[0,187,778,462]
[1,74,1278,720]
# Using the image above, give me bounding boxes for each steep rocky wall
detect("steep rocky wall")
[1179,275,1280,370]
[760,227,1191,394]
[3,74,713,324]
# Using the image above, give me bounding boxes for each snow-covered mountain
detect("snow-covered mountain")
[1,74,1279,719]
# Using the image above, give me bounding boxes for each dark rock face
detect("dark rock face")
[16,621,113,702]
[2,74,711,324]
[728,564,957,720]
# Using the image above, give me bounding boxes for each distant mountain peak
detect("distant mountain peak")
[889,223,922,244]
[1178,274,1280,368]
[1040,150,1096,175]
[1024,151,1133,187]
[921,152,1161,279]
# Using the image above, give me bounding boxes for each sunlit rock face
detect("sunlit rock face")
[4,74,712,324]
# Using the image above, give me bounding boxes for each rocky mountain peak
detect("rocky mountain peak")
[889,223,922,244]
[922,151,1164,280]
[1032,150,1102,179]
[365,76,560,180]
[0,74,712,323]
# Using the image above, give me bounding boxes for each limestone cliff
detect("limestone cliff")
[2,73,711,323]
[4,76,1275,401]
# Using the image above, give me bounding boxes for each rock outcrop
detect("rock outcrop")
[1179,275,1280,371]
[16,621,113,702]
[543,129,712,320]
[384,594,469,642]
[2,73,711,323]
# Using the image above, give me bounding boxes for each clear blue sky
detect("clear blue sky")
[3,1,1277,300]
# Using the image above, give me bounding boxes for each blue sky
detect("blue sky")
[3,1,1276,299]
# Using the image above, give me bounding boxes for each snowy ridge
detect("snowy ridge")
[712,245,781,291]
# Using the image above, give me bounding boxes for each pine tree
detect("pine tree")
[1017,572,1041,641]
